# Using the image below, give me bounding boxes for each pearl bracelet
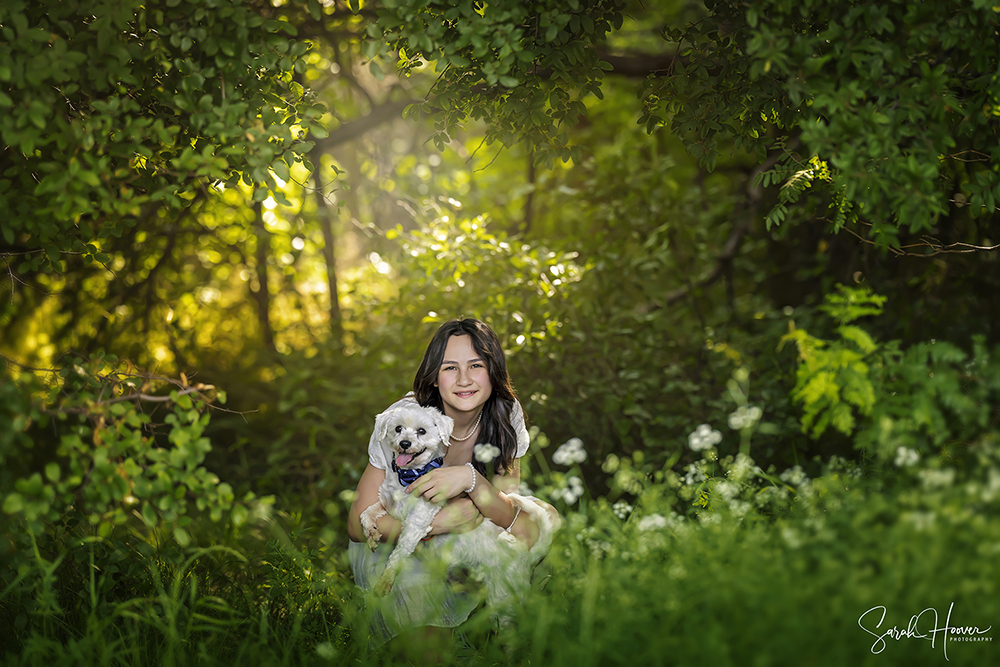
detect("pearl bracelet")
[464,462,477,494]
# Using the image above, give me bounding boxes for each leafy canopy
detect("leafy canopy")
[636,0,1000,243]
[367,0,626,165]
[0,0,322,270]
[369,0,1000,246]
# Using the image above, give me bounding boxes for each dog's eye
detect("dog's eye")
[417,428,426,435]
[395,425,402,433]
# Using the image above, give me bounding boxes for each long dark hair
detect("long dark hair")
[413,318,519,475]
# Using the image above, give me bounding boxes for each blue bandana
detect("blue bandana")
[392,456,445,487]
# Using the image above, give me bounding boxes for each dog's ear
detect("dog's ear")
[371,408,399,470]
[431,410,454,447]
[373,408,396,445]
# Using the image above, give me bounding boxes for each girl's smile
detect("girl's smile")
[435,335,492,421]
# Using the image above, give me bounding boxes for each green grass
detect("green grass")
[3,445,999,666]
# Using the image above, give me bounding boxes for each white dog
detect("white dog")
[359,403,529,609]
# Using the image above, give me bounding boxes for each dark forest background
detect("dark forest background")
[2,1,1000,664]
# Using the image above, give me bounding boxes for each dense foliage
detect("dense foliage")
[2,0,999,664]
[0,0,319,267]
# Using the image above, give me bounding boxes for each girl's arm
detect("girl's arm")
[468,459,541,546]
[406,458,542,547]
[347,463,484,543]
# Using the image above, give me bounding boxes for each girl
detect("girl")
[347,318,559,643]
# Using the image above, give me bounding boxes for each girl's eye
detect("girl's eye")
[395,425,402,433]
[417,428,426,435]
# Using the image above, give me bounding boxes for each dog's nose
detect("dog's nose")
[400,440,411,450]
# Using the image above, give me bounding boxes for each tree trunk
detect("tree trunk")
[312,161,344,349]
[252,200,276,353]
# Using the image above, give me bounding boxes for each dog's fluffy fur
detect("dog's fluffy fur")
[359,403,531,609]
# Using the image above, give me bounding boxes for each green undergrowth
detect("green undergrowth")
[4,440,998,666]
[4,288,999,665]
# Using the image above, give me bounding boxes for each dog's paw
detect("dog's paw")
[374,573,395,596]
[365,530,382,551]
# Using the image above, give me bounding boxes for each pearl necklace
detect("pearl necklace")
[450,409,483,442]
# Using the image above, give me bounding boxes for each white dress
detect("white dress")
[349,393,557,645]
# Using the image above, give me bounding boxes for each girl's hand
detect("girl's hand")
[428,497,483,536]
[406,465,475,504]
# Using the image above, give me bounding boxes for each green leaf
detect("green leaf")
[45,463,60,483]
[231,504,248,526]
[2,493,24,515]
[837,325,877,354]
[271,158,290,182]
[142,502,158,528]
[173,525,191,547]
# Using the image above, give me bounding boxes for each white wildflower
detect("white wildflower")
[780,465,808,487]
[894,446,920,468]
[716,481,739,500]
[316,642,337,660]
[905,511,936,532]
[754,486,789,507]
[587,539,613,559]
[553,437,587,465]
[474,443,501,464]
[727,452,756,484]
[919,468,955,490]
[637,513,668,532]
[781,527,803,549]
[688,424,723,452]
[666,512,687,530]
[612,500,634,520]
[727,500,751,517]
[614,467,645,494]
[555,475,585,504]
[684,463,707,486]
[728,405,763,430]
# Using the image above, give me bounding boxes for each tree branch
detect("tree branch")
[314,99,417,151]
[654,141,798,309]
[596,48,683,77]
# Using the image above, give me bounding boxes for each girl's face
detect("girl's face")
[435,334,492,418]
